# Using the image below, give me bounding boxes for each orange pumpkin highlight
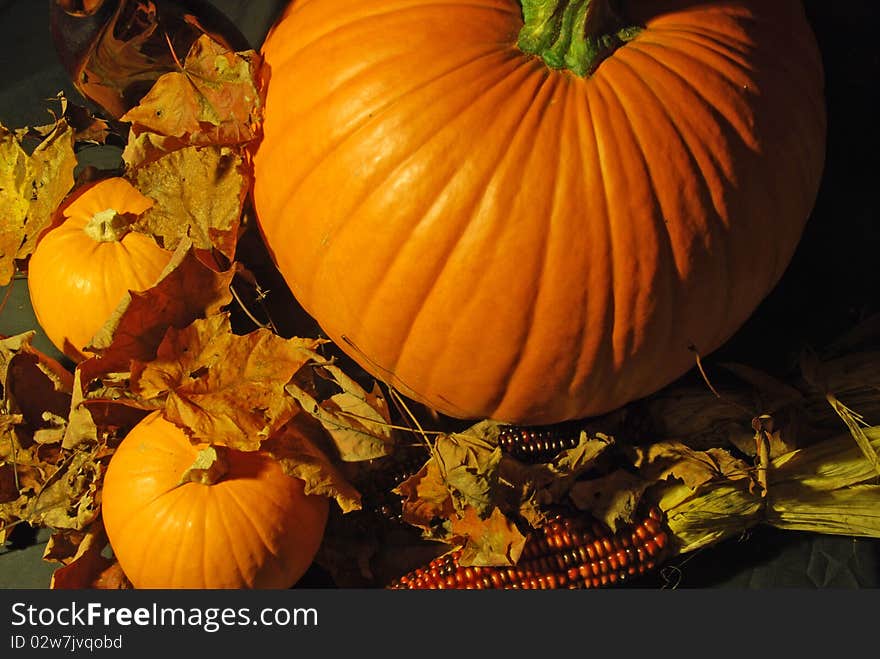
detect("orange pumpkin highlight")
[27,177,172,361]
[101,411,329,589]
[252,0,826,424]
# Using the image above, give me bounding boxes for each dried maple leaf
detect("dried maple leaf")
[568,469,652,531]
[1,418,103,541]
[30,448,103,532]
[396,459,456,533]
[47,522,131,589]
[1,333,73,447]
[29,94,114,146]
[4,342,73,436]
[63,369,153,451]
[128,145,248,259]
[450,506,527,567]
[630,441,755,490]
[0,119,76,284]
[395,422,612,539]
[262,418,362,513]
[130,313,324,449]
[80,241,235,382]
[50,0,249,120]
[497,431,616,527]
[287,363,394,462]
[121,34,261,150]
[433,424,504,517]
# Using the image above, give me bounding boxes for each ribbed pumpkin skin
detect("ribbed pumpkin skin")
[27,178,172,362]
[101,412,329,589]
[253,0,826,424]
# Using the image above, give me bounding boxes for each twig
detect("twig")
[163,31,185,70]
[229,282,272,331]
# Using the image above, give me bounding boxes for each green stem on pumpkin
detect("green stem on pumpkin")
[518,0,642,77]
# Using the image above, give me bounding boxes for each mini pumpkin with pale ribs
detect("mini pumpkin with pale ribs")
[27,177,172,361]
[101,411,329,589]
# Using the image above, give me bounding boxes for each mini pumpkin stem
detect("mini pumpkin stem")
[518,0,641,76]
[179,445,230,486]
[82,208,133,243]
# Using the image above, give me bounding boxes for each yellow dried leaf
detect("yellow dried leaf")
[30,449,103,531]
[396,459,456,532]
[568,469,651,531]
[121,35,261,148]
[435,424,504,517]
[128,145,248,259]
[286,363,393,462]
[262,419,361,513]
[631,441,755,490]
[81,242,235,380]
[451,506,527,568]
[48,523,131,589]
[0,120,76,284]
[130,313,323,449]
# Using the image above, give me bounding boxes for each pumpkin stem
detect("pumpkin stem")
[518,0,641,77]
[179,445,230,486]
[82,208,133,243]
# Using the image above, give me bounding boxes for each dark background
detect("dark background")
[1,0,878,589]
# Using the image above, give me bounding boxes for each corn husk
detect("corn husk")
[612,331,880,556]
[649,420,880,555]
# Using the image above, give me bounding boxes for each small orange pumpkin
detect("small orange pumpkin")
[253,0,826,424]
[27,177,172,361]
[101,411,329,589]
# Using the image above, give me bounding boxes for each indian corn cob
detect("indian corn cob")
[387,507,670,589]
[497,422,587,463]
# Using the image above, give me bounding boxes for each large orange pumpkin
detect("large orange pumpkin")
[27,177,172,362]
[252,0,826,424]
[101,411,329,589]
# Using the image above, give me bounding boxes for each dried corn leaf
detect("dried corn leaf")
[651,426,880,554]
[825,393,879,476]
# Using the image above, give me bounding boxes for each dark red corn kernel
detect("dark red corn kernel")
[654,531,669,550]
[643,517,662,535]
[607,553,620,571]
